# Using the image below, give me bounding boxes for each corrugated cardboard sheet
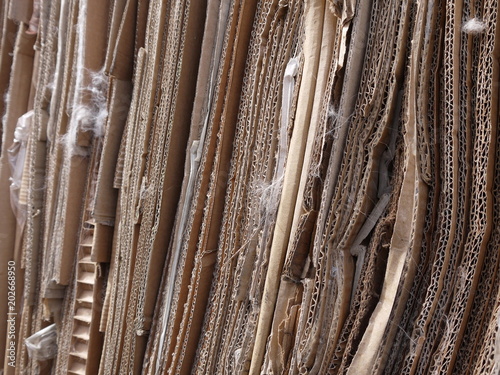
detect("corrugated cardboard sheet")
[1,0,500,374]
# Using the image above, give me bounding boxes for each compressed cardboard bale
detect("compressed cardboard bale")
[2,1,500,374]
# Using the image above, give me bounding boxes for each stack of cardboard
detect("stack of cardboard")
[1,0,499,374]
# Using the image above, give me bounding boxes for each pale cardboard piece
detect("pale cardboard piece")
[249,1,325,373]
[8,0,32,24]
[104,0,129,75]
[53,0,110,286]
[263,3,339,372]
[105,0,139,80]
[92,78,132,229]
[41,0,77,300]
[346,1,427,372]
[0,1,16,145]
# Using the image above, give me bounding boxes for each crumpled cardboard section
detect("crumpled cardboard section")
[250,1,326,373]
[262,1,340,373]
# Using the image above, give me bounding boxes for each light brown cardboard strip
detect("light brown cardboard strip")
[249,1,326,373]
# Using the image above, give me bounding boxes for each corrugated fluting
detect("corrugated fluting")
[0,0,499,374]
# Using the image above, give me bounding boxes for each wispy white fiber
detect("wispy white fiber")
[462,17,486,35]
[64,69,109,156]
[64,0,109,157]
